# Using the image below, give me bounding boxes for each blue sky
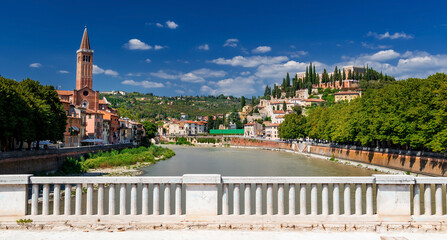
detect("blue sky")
[1,0,447,97]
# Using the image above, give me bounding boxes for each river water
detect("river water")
[140,145,376,176]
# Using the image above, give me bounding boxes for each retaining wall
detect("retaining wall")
[309,145,447,176]
[0,144,133,174]
[230,138,447,176]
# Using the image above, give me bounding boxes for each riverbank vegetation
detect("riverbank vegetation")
[279,73,447,153]
[55,146,175,175]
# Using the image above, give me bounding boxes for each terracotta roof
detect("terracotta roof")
[334,91,360,95]
[80,27,90,50]
[99,99,108,104]
[302,98,326,102]
[57,90,73,96]
[60,99,70,104]
[265,123,280,127]
[276,115,285,118]
[273,110,286,114]
[244,123,256,126]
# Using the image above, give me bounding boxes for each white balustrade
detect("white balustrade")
[10,174,447,221]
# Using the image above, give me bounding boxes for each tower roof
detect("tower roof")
[80,27,90,50]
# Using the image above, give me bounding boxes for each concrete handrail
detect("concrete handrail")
[0,174,447,223]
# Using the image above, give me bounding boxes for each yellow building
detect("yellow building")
[334,91,360,102]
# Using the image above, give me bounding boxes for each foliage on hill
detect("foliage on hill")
[101,93,252,121]
[0,76,67,151]
[264,63,395,99]
[279,73,447,153]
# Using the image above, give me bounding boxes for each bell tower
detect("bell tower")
[76,26,94,90]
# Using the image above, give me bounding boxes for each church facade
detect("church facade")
[57,27,125,146]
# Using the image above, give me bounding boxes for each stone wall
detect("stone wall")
[309,145,447,176]
[0,144,133,174]
[230,138,447,176]
[230,138,293,150]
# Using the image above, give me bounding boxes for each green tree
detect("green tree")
[283,101,287,111]
[279,113,307,140]
[241,96,246,109]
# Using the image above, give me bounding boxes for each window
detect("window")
[89,114,91,119]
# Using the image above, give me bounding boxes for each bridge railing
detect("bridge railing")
[221,177,375,216]
[0,174,447,222]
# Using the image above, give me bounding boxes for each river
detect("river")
[140,145,376,176]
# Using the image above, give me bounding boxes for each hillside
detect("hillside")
[101,92,243,121]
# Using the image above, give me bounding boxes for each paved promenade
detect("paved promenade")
[1,230,446,240]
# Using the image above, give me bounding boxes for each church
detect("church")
[57,27,122,146]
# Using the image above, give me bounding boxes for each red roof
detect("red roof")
[265,123,280,127]
[302,98,326,102]
[244,123,255,126]
[57,90,74,96]
[334,91,359,95]
[273,110,286,114]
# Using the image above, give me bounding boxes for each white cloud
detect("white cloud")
[154,45,164,50]
[104,69,119,77]
[200,76,256,96]
[166,20,178,29]
[29,63,42,68]
[255,60,326,79]
[252,46,271,54]
[93,65,105,74]
[290,50,308,58]
[93,65,119,77]
[175,89,185,94]
[361,42,391,49]
[360,49,401,62]
[212,55,288,67]
[180,73,205,83]
[191,68,226,78]
[240,71,251,76]
[367,31,414,40]
[197,44,210,51]
[145,58,151,63]
[150,70,180,80]
[58,70,69,74]
[223,38,239,47]
[124,39,152,50]
[122,80,164,88]
[156,23,163,28]
[150,68,226,84]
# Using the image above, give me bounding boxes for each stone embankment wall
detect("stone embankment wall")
[230,138,293,150]
[231,138,447,176]
[309,145,447,176]
[0,144,133,174]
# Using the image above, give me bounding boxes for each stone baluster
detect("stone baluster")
[131,184,137,215]
[256,184,262,215]
[42,184,50,215]
[266,184,273,215]
[222,184,229,215]
[53,184,61,215]
[175,183,182,215]
[109,184,115,215]
[322,184,329,216]
[75,184,82,215]
[86,184,93,215]
[120,183,126,215]
[300,184,307,215]
[98,184,104,215]
[289,184,295,215]
[64,184,71,215]
[355,184,362,215]
[244,184,251,215]
[344,184,351,215]
[366,184,373,215]
[333,184,340,215]
[153,184,160,215]
[142,184,149,215]
[311,184,317,215]
[233,184,240,215]
[278,184,284,215]
[164,183,171,215]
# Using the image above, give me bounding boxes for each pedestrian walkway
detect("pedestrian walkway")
[1,230,446,240]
